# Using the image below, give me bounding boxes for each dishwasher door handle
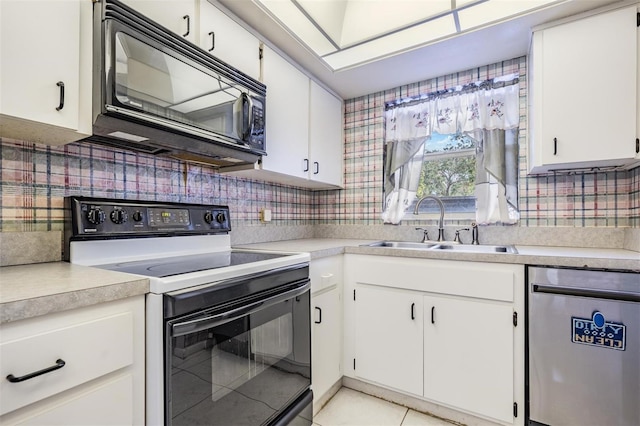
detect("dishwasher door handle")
[532,284,640,303]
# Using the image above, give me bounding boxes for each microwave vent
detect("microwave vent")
[84,135,170,155]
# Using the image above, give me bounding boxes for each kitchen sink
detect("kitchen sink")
[364,241,439,250]
[362,241,517,254]
[429,244,518,254]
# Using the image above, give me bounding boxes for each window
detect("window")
[414,132,476,219]
[382,75,520,225]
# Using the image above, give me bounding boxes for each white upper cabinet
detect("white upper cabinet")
[227,46,344,189]
[0,0,92,145]
[197,1,261,80]
[309,80,344,187]
[261,45,311,181]
[120,0,197,43]
[529,5,639,173]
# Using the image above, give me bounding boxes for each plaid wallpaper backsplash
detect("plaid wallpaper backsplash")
[0,140,314,232]
[1,57,638,232]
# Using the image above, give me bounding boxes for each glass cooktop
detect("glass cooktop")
[96,251,291,278]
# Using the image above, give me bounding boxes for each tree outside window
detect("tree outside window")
[413,132,477,216]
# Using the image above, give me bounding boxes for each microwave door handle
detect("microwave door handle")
[235,92,254,140]
[242,93,254,140]
[172,280,310,337]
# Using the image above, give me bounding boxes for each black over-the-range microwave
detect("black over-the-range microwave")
[84,0,266,168]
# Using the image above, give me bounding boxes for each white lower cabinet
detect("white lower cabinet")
[0,296,145,425]
[312,287,342,402]
[354,285,423,396]
[310,256,343,407]
[344,254,525,425]
[423,295,514,423]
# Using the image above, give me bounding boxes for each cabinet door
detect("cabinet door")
[198,1,260,80]
[311,287,342,403]
[309,81,343,187]
[531,6,637,171]
[120,0,196,43]
[0,0,80,131]
[261,46,310,180]
[423,295,514,423]
[354,285,423,396]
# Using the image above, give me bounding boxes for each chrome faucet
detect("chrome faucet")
[413,196,445,241]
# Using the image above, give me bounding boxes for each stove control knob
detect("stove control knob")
[110,209,128,224]
[204,212,214,224]
[132,211,143,222]
[216,212,226,224]
[87,208,106,225]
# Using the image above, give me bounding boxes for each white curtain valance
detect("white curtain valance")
[385,84,520,139]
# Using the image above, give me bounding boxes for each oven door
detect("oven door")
[165,281,311,426]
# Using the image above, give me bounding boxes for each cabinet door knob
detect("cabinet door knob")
[314,306,322,324]
[431,306,435,324]
[553,137,558,156]
[208,31,215,51]
[55,81,65,111]
[411,303,415,320]
[303,159,309,172]
[183,15,190,37]
[6,359,66,383]
[313,161,319,175]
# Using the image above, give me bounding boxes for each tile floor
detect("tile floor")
[313,388,457,426]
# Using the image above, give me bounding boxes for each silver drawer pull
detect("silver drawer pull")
[6,359,66,383]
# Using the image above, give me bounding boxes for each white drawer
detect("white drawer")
[310,256,343,294]
[1,374,134,426]
[0,311,134,416]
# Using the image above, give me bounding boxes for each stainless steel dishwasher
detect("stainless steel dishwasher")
[527,266,640,426]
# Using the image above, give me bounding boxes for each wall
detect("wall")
[1,57,638,240]
[314,56,640,228]
[0,139,314,233]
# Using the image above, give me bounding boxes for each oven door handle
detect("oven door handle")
[171,280,310,337]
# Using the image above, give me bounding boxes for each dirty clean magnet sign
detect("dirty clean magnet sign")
[572,311,626,351]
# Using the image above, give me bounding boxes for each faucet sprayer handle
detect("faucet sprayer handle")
[415,227,430,243]
[453,228,470,244]
[471,222,479,245]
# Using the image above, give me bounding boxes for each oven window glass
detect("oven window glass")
[168,292,311,425]
[113,31,241,137]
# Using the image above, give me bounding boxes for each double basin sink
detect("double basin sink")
[363,240,518,254]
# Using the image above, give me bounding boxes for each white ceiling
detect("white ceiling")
[216,0,625,99]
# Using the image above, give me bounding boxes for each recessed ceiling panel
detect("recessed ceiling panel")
[339,0,452,46]
[258,0,338,55]
[296,0,348,47]
[458,0,563,30]
[323,13,457,70]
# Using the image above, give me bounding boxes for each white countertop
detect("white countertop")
[2,239,637,324]
[237,238,640,271]
[0,262,149,324]
[515,245,640,260]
